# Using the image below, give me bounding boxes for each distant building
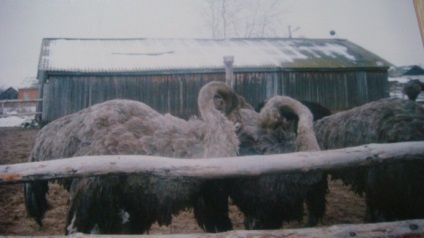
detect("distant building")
[389,65,424,78]
[18,77,39,100]
[0,87,18,100]
[36,38,392,124]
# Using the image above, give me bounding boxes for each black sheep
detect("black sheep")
[231,96,328,229]
[314,98,424,222]
[403,79,424,101]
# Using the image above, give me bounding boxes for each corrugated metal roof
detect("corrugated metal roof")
[38,38,392,73]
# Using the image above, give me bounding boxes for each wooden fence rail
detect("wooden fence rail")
[59,219,424,238]
[1,141,423,237]
[1,141,423,184]
[0,99,42,118]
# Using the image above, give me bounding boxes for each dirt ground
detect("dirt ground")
[0,127,365,235]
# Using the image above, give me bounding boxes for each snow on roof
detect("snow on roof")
[38,38,392,73]
[18,77,38,89]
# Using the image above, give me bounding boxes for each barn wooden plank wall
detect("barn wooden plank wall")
[42,73,224,123]
[40,69,389,123]
[279,70,389,110]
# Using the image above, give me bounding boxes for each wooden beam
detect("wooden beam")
[0,112,41,118]
[2,219,422,238]
[0,141,423,185]
[0,99,42,103]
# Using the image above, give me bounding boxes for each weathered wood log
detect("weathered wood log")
[2,219,422,238]
[0,141,423,185]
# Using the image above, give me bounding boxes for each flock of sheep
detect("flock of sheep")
[23,81,424,234]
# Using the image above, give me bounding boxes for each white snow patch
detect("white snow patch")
[389,77,411,84]
[298,43,356,61]
[18,77,39,89]
[0,105,37,127]
[0,116,29,127]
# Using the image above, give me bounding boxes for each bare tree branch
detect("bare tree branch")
[201,0,291,39]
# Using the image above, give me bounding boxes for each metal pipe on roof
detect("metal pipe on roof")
[224,55,234,89]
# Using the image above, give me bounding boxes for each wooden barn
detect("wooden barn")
[36,38,392,124]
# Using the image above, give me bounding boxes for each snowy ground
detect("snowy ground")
[0,105,37,127]
[0,116,34,127]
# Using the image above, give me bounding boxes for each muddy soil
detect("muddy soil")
[0,127,365,235]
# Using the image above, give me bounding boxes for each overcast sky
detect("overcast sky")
[0,0,423,89]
